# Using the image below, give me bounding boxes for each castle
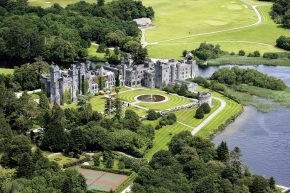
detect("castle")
[41,59,196,105]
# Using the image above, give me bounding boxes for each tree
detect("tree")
[200,103,211,114]
[178,83,188,96]
[229,147,243,178]
[17,153,34,178]
[77,95,92,123]
[41,104,68,152]
[115,72,120,87]
[253,50,261,57]
[114,98,122,120]
[238,50,245,56]
[62,178,72,193]
[123,110,140,131]
[92,154,100,166]
[0,168,15,191]
[147,110,161,120]
[216,141,229,162]
[39,92,50,110]
[195,107,204,119]
[269,177,276,190]
[70,128,85,154]
[0,114,13,152]
[97,0,105,6]
[249,175,270,193]
[97,43,106,53]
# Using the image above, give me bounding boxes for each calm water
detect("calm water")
[213,106,290,186]
[198,64,290,186]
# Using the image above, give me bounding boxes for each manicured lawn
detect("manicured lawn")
[143,0,256,43]
[196,89,243,137]
[146,1,290,59]
[0,68,14,75]
[175,99,221,127]
[144,89,243,159]
[119,88,193,111]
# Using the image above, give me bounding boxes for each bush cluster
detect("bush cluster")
[195,103,211,119]
[156,113,177,129]
[211,67,287,90]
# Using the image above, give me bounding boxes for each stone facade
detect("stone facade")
[41,58,196,105]
[41,63,115,105]
[198,92,212,107]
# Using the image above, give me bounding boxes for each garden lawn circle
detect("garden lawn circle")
[134,94,169,104]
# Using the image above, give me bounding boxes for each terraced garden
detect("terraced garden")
[118,88,193,111]
[144,89,243,159]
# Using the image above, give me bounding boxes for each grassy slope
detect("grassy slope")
[146,1,290,59]
[145,90,243,159]
[0,68,14,75]
[143,0,257,42]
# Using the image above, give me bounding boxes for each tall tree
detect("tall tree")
[41,104,68,152]
[217,141,229,162]
[114,98,122,120]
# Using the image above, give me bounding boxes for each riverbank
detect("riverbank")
[207,54,290,67]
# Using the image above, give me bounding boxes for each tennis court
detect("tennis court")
[78,168,129,192]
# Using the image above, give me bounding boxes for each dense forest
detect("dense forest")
[132,131,278,193]
[272,0,290,28]
[0,0,153,63]
[210,67,287,90]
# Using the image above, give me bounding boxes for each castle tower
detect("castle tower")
[176,62,181,80]
[50,64,61,105]
[170,64,176,82]
[69,64,78,102]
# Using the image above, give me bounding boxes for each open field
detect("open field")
[0,68,14,75]
[143,0,257,42]
[145,1,290,59]
[78,168,129,192]
[119,88,193,111]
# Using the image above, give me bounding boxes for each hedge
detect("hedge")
[81,165,133,176]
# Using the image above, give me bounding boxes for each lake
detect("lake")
[196,64,290,186]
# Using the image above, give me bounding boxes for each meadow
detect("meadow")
[0,68,14,75]
[146,4,290,59]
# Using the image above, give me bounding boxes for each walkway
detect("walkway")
[176,96,227,135]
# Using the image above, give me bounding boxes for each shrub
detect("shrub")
[276,36,290,51]
[238,50,245,56]
[200,103,211,114]
[230,52,235,55]
[147,110,161,120]
[63,157,91,168]
[253,50,261,57]
[195,108,204,119]
[263,52,279,59]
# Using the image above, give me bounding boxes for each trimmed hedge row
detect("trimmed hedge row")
[63,157,91,168]
[114,172,137,193]
[81,165,133,176]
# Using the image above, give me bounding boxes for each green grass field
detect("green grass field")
[0,68,14,75]
[118,88,192,111]
[144,90,243,159]
[145,1,290,59]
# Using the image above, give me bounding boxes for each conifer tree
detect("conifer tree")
[216,141,229,162]
[41,104,68,152]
